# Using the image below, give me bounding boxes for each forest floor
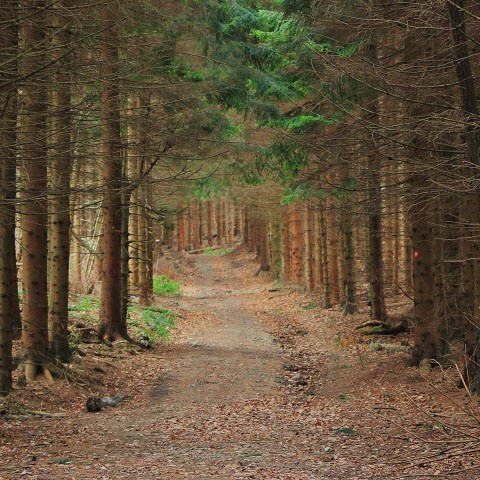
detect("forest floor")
[1,248,480,479]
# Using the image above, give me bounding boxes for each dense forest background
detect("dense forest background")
[1,0,480,398]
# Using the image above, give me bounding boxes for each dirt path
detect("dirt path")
[2,252,477,479]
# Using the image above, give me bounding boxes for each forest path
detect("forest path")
[3,250,473,479]
[76,253,294,479]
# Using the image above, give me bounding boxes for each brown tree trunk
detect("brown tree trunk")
[312,209,324,293]
[128,95,140,288]
[48,0,73,361]
[258,218,271,271]
[366,56,387,321]
[319,207,331,308]
[191,200,201,250]
[282,214,292,282]
[177,203,187,251]
[447,0,480,389]
[0,0,20,393]
[270,218,282,279]
[19,0,49,380]
[326,203,340,304]
[304,203,314,290]
[206,201,213,246]
[342,204,357,314]
[290,204,304,285]
[98,1,125,340]
[368,149,387,321]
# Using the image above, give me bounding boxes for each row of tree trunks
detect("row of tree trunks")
[176,199,240,251]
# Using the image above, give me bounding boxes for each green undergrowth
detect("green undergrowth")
[68,296,100,324]
[153,275,181,295]
[128,305,176,342]
[203,247,235,256]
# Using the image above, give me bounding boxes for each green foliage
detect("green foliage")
[281,182,325,204]
[204,0,315,117]
[204,247,234,256]
[197,112,241,139]
[332,177,357,199]
[266,114,336,131]
[69,296,100,324]
[152,275,181,296]
[129,306,176,343]
[302,301,317,310]
[69,297,100,312]
[193,177,229,199]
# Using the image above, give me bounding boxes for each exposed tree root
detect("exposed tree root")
[356,319,409,335]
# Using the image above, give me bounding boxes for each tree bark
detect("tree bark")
[0,0,20,393]
[289,204,304,285]
[19,0,49,379]
[447,0,480,389]
[98,1,125,340]
[48,0,73,361]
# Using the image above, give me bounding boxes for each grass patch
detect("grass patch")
[203,247,234,256]
[153,275,181,296]
[68,296,100,324]
[129,306,175,342]
[69,296,100,312]
[302,301,318,310]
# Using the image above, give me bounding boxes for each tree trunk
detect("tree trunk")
[282,214,291,282]
[447,0,480,389]
[342,203,357,314]
[19,0,49,380]
[326,202,340,304]
[258,218,271,271]
[270,219,282,278]
[48,0,73,361]
[312,209,324,293]
[319,207,331,308]
[177,203,187,251]
[290,204,304,285]
[0,0,20,393]
[98,1,125,340]
[304,203,314,290]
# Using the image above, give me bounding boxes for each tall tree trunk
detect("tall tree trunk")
[48,0,73,361]
[319,207,331,308]
[304,203,314,290]
[19,0,49,380]
[258,218,271,271]
[206,200,213,246]
[98,1,125,340]
[312,209,324,293]
[282,214,292,282]
[367,146,387,321]
[290,204,304,285]
[0,0,20,393]
[177,203,187,251]
[365,43,387,322]
[447,0,480,389]
[342,204,357,314]
[270,218,282,279]
[326,202,340,304]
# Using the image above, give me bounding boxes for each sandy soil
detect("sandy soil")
[1,250,479,479]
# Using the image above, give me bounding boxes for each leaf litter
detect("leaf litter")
[1,248,479,479]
